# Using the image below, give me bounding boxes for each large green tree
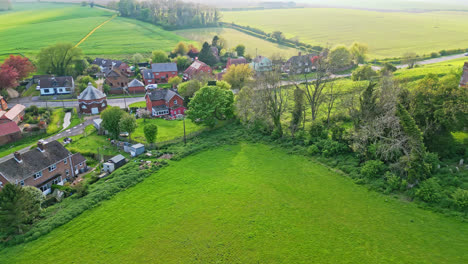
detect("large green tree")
[101,107,125,138]
[350,42,369,64]
[223,64,253,90]
[152,50,169,63]
[119,113,137,140]
[77,75,97,93]
[198,42,218,66]
[187,85,234,127]
[144,123,158,146]
[328,45,352,71]
[38,43,83,76]
[0,184,43,236]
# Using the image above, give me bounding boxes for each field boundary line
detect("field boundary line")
[75,14,117,48]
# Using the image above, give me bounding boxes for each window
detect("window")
[174,99,178,105]
[64,159,67,164]
[156,73,159,76]
[48,164,56,172]
[79,162,83,167]
[52,177,62,185]
[34,171,43,180]
[19,180,24,186]
[172,72,175,74]
[66,169,69,176]
[39,184,49,192]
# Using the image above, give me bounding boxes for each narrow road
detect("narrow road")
[8,96,145,108]
[0,118,97,163]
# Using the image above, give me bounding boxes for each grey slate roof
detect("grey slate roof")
[147,89,179,102]
[109,154,126,164]
[0,141,71,181]
[71,153,86,165]
[39,76,73,88]
[128,79,144,87]
[78,83,106,100]
[142,69,153,80]
[151,63,177,73]
[92,58,123,68]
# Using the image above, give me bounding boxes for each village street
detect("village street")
[7,96,145,109]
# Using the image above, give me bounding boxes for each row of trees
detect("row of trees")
[114,0,220,30]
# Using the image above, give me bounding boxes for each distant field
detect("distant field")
[0,143,466,263]
[222,8,468,59]
[174,27,301,58]
[0,3,191,60]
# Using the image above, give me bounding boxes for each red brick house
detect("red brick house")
[0,121,21,145]
[0,96,7,111]
[183,60,212,80]
[92,58,130,76]
[0,104,25,124]
[460,62,468,87]
[142,63,178,85]
[226,57,247,69]
[105,69,129,94]
[145,89,186,117]
[78,83,107,115]
[0,141,87,194]
[127,79,145,94]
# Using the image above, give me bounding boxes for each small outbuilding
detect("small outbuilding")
[127,79,145,94]
[78,82,107,115]
[129,143,145,157]
[102,154,127,173]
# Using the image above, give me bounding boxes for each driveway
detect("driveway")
[0,118,97,163]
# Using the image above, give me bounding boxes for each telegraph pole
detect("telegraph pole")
[183,116,186,145]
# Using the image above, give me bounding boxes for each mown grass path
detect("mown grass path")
[74,14,117,48]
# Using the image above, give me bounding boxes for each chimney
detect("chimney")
[14,152,22,163]
[37,141,45,152]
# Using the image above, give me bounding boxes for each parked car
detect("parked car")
[119,132,129,137]
[464,53,468,56]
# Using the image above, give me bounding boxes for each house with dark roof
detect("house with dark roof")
[460,62,468,87]
[142,63,178,85]
[39,76,74,96]
[127,79,145,94]
[184,60,212,80]
[0,104,25,124]
[78,83,107,114]
[104,69,129,94]
[92,58,130,76]
[282,52,317,75]
[226,57,247,69]
[0,121,21,146]
[145,89,185,117]
[0,141,87,194]
[0,96,7,111]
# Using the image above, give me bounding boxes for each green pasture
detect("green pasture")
[174,27,301,58]
[222,8,468,59]
[0,3,190,60]
[0,143,466,263]
[132,118,203,143]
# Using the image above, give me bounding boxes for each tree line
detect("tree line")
[110,0,221,30]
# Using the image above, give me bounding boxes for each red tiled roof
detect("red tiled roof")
[0,121,20,137]
[4,104,25,121]
[184,60,210,76]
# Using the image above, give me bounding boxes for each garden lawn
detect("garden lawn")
[132,118,203,143]
[174,27,301,58]
[222,8,468,59]
[46,108,65,134]
[0,143,466,263]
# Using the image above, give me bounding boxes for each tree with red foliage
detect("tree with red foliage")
[3,55,35,80]
[0,65,19,90]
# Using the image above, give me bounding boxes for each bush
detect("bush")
[308,145,320,155]
[309,121,328,142]
[384,172,400,192]
[360,160,387,179]
[315,139,348,157]
[451,188,468,210]
[415,178,443,203]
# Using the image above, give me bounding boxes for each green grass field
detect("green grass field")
[222,8,468,59]
[0,143,466,263]
[175,27,301,58]
[132,118,203,143]
[0,3,191,60]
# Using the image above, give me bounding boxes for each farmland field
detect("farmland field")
[222,8,468,58]
[174,27,301,58]
[0,143,466,263]
[132,118,203,143]
[0,3,191,60]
